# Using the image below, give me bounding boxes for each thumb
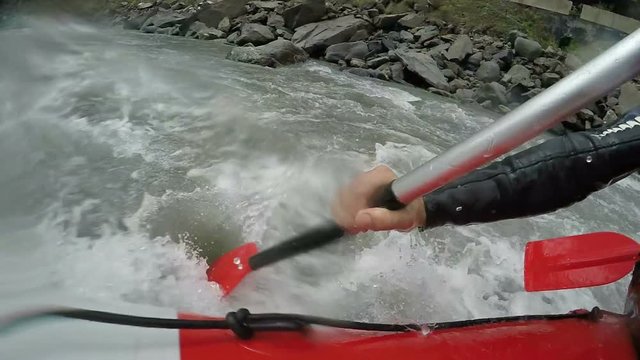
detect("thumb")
[354,207,416,232]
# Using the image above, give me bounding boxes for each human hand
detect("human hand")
[331,165,427,234]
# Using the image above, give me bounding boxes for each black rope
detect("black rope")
[0,307,603,340]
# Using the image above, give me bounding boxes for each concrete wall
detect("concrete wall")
[580,5,640,34]
[509,0,572,15]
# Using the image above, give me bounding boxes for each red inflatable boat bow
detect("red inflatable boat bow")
[525,231,640,292]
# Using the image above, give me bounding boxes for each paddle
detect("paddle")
[208,28,640,296]
[524,232,640,292]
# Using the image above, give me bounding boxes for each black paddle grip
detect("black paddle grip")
[248,182,405,271]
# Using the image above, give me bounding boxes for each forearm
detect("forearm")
[422,107,640,228]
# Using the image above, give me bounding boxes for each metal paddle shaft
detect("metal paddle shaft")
[392,28,640,203]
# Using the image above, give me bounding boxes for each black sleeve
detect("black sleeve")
[422,106,640,229]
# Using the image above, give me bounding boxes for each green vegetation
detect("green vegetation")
[430,0,555,47]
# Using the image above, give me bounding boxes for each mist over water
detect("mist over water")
[0,19,637,333]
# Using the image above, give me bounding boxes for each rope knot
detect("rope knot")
[226,308,253,339]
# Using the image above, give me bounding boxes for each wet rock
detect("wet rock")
[541,72,561,87]
[514,37,542,61]
[477,82,508,105]
[503,64,532,86]
[197,0,249,28]
[429,88,452,97]
[455,88,476,102]
[292,15,371,56]
[283,0,326,29]
[346,67,388,80]
[141,10,191,31]
[617,82,640,114]
[603,109,618,124]
[218,17,231,32]
[349,29,369,42]
[467,52,483,66]
[374,13,407,30]
[398,13,425,28]
[498,105,511,113]
[325,41,368,63]
[226,31,240,44]
[186,21,226,39]
[236,23,275,46]
[399,30,414,43]
[445,35,472,61]
[366,56,389,68]
[449,78,470,92]
[476,61,501,82]
[395,50,449,90]
[349,58,367,68]
[226,38,308,67]
[267,13,285,28]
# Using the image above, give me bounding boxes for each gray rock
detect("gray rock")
[141,25,158,33]
[617,82,640,114]
[445,35,472,61]
[390,62,405,82]
[442,69,456,80]
[292,16,371,55]
[445,61,462,76]
[123,10,157,30]
[606,96,619,108]
[503,64,532,86]
[186,21,226,39]
[349,58,367,68]
[523,88,543,99]
[367,56,390,68]
[346,67,388,80]
[603,109,618,124]
[476,61,501,82]
[236,23,276,46]
[541,72,561,87]
[275,28,293,40]
[467,52,483,66]
[138,2,155,10]
[395,50,449,91]
[398,13,425,28]
[197,0,249,28]
[141,10,190,30]
[349,29,369,42]
[493,49,514,70]
[399,30,414,43]
[477,82,508,105]
[498,105,511,113]
[248,11,269,24]
[325,41,369,63]
[283,0,326,30]
[365,9,380,19]
[483,45,500,59]
[507,30,527,46]
[267,13,285,28]
[218,17,231,32]
[427,43,450,57]
[226,38,309,67]
[449,78,470,92]
[366,41,387,57]
[374,13,407,30]
[429,88,452,97]
[455,88,476,102]
[577,109,595,122]
[251,1,283,11]
[226,31,240,44]
[415,26,439,44]
[514,37,542,61]
[480,100,494,109]
[564,53,582,71]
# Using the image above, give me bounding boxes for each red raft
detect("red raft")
[180,309,637,360]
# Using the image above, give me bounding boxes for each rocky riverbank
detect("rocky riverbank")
[107,0,640,131]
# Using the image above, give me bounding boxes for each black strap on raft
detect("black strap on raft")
[1,306,604,340]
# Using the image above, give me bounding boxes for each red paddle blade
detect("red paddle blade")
[525,232,640,292]
[206,243,258,296]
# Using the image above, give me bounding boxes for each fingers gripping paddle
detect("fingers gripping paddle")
[209,28,640,296]
[524,232,640,292]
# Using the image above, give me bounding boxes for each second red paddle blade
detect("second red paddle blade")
[524,232,640,292]
[207,243,258,296]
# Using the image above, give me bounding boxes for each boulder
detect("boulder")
[367,56,390,68]
[325,41,369,63]
[292,16,371,55]
[603,109,618,124]
[399,30,415,43]
[507,30,527,46]
[467,52,483,66]
[248,11,269,24]
[449,78,470,92]
[275,28,293,40]
[349,29,369,42]
[267,13,285,28]
[493,49,513,70]
[445,35,472,62]
[389,62,405,82]
[541,72,561,87]
[236,23,276,46]
[395,50,449,91]
[186,21,226,39]
[226,38,309,67]
[141,10,191,31]
[442,69,456,80]
[349,58,367,68]
[502,64,532,86]
[397,13,425,28]
[197,0,249,28]
[476,61,501,82]
[374,13,408,30]
[477,82,508,105]
[617,82,640,115]
[455,88,476,102]
[283,0,326,30]
[415,26,439,44]
[514,37,542,61]
[218,17,231,32]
